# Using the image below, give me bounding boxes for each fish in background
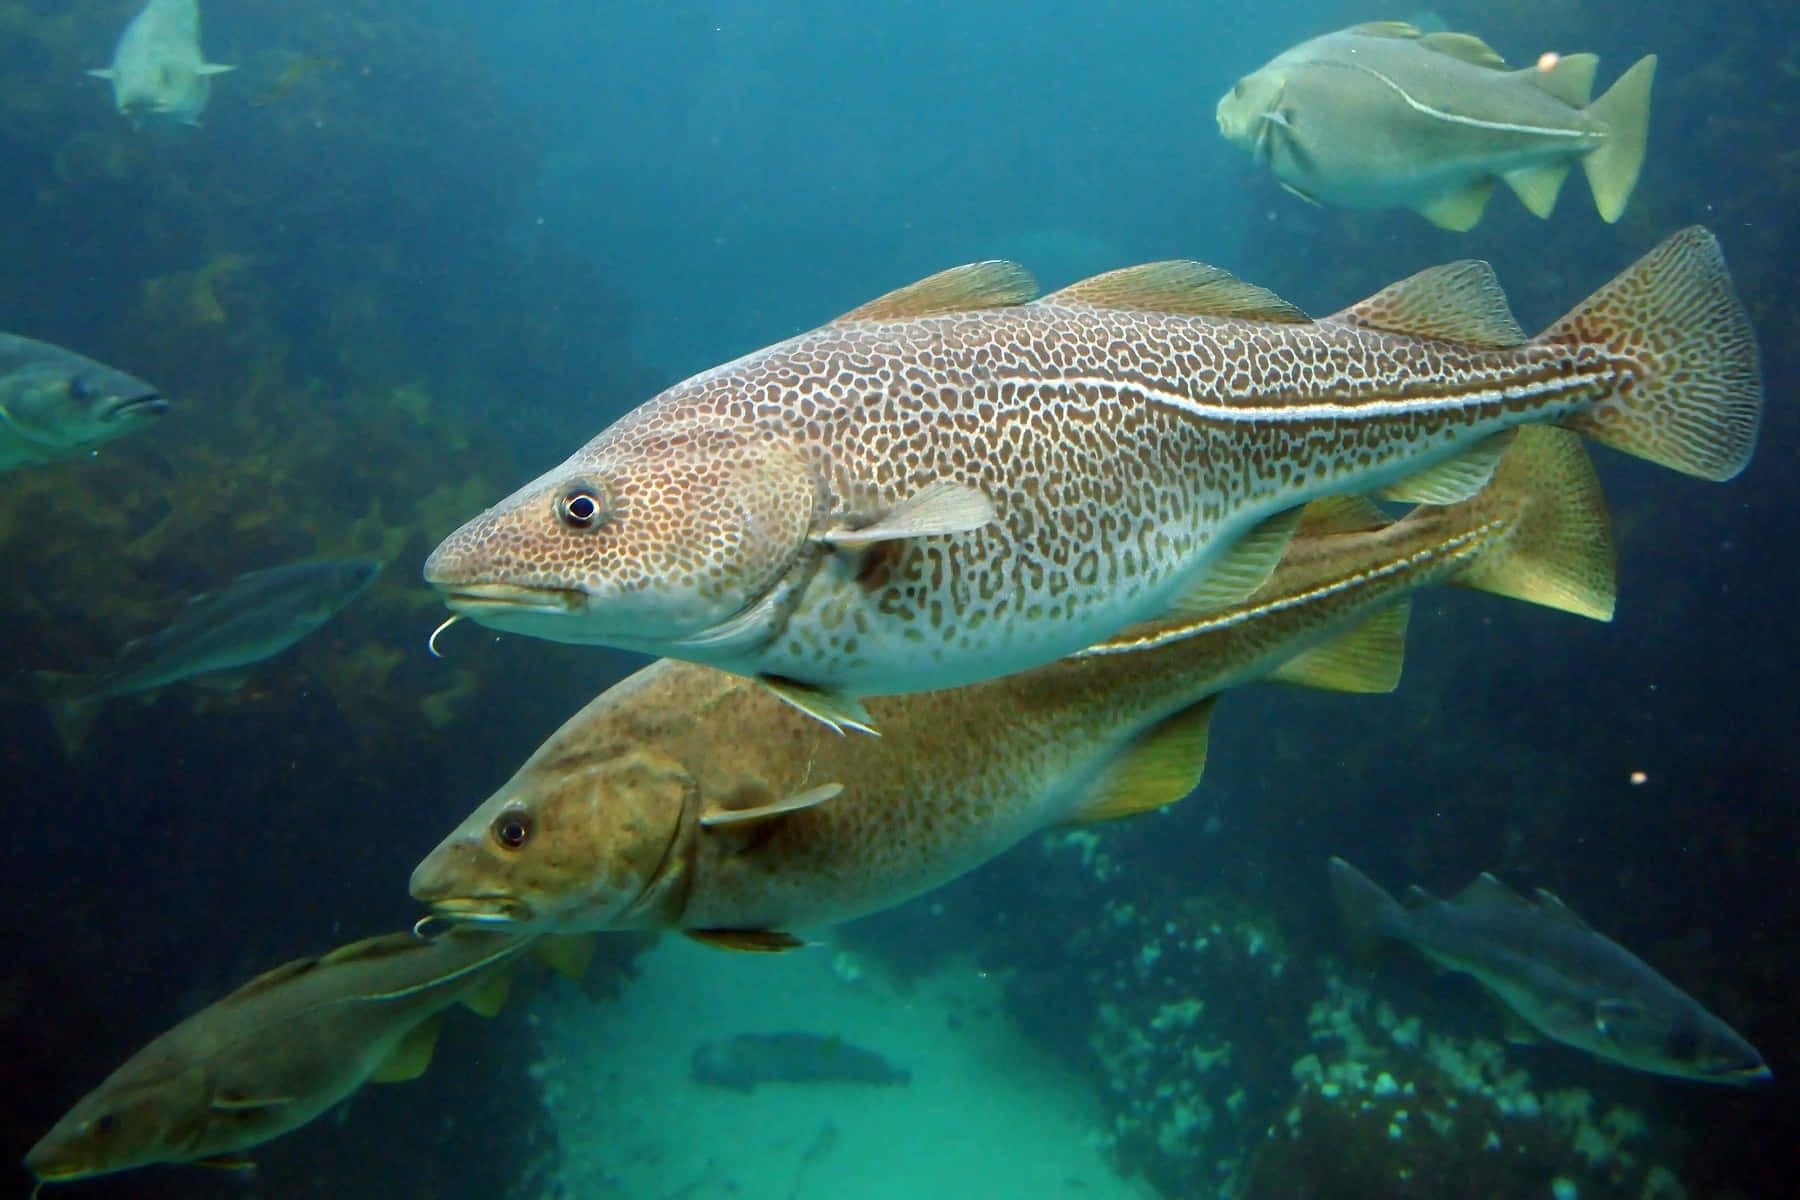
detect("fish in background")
[691,1032,910,1093]
[423,227,1754,733]
[1216,22,1656,230]
[88,0,236,127]
[1327,858,1771,1084]
[35,557,382,756]
[411,428,1616,947]
[24,929,591,1187]
[0,334,165,472]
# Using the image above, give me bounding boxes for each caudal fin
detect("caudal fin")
[1445,426,1617,621]
[1544,226,1762,481]
[1581,55,1656,222]
[1327,856,1405,958]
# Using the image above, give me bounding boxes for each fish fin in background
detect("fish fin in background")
[369,1017,442,1083]
[1580,55,1657,222]
[686,929,808,953]
[1070,696,1216,822]
[32,671,105,760]
[1041,260,1311,323]
[1417,31,1507,68]
[1401,884,1438,908]
[1546,226,1761,481]
[1327,259,1526,348]
[197,63,237,76]
[1267,601,1410,694]
[1502,162,1574,220]
[1378,431,1517,504]
[832,261,1038,323]
[459,971,512,1017]
[194,1156,258,1173]
[1531,888,1596,930]
[1415,178,1496,231]
[1523,51,1598,106]
[85,68,116,80]
[1451,872,1532,908]
[701,783,843,828]
[534,934,597,982]
[1294,494,1392,535]
[1448,426,1617,621]
[757,677,877,736]
[815,481,996,550]
[209,1095,295,1114]
[1327,857,1406,959]
[187,669,254,693]
[1494,998,1544,1044]
[1166,507,1305,614]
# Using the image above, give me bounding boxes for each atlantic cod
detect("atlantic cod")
[24,929,559,1187]
[411,429,1616,945]
[1328,857,1771,1084]
[424,227,1757,732]
[88,0,235,127]
[1216,22,1656,229]
[0,333,165,472]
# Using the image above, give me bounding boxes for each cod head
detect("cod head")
[1566,993,1772,1086]
[410,740,698,933]
[1215,67,1290,161]
[26,1063,210,1184]
[423,420,819,655]
[0,355,165,461]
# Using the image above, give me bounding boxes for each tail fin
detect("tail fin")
[1445,426,1617,620]
[33,672,104,759]
[1581,54,1656,222]
[1544,226,1762,480]
[1328,856,1405,958]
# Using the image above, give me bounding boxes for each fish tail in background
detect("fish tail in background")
[1545,225,1762,481]
[31,672,105,759]
[1580,54,1657,222]
[1446,427,1617,621]
[1327,856,1405,958]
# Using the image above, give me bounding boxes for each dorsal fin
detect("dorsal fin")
[832,261,1037,323]
[1525,52,1598,106]
[1346,21,1423,39]
[1419,32,1507,69]
[1452,872,1532,909]
[1266,601,1409,693]
[1071,697,1216,823]
[1531,887,1595,930]
[1402,884,1438,908]
[1042,261,1310,323]
[226,956,322,1002]
[319,932,426,968]
[1295,494,1392,536]
[1326,260,1526,348]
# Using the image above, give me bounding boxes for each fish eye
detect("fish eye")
[1233,80,1245,97]
[491,808,531,850]
[68,376,93,403]
[91,1112,121,1136]
[554,481,607,530]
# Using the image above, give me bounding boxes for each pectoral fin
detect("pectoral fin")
[198,63,238,76]
[758,676,878,736]
[1278,180,1323,207]
[816,481,996,550]
[534,933,597,982]
[1266,601,1409,694]
[687,929,808,953]
[1378,432,1517,504]
[369,1017,442,1083]
[702,782,843,828]
[460,971,513,1017]
[1168,507,1304,615]
[86,68,116,80]
[1071,697,1216,822]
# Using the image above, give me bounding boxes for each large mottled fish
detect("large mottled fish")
[691,1032,910,1093]
[35,557,382,756]
[24,929,549,1186]
[411,428,1616,945]
[1215,22,1656,230]
[0,334,164,472]
[424,227,1756,732]
[1327,858,1771,1084]
[88,0,236,127]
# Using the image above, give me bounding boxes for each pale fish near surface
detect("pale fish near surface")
[410,427,1620,946]
[1216,21,1656,230]
[1329,858,1771,1084]
[88,0,235,127]
[424,226,1758,731]
[0,333,165,472]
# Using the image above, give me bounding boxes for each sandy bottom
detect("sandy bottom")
[528,936,1156,1200]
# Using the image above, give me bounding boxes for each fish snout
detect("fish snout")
[102,390,168,423]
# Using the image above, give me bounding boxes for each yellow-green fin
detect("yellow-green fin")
[832,261,1037,323]
[1266,601,1409,693]
[1169,507,1305,615]
[1525,52,1598,106]
[1503,162,1573,219]
[460,970,513,1017]
[1346,21,1422,39]
[226,956,321,1002]
[1582,55,1656,223]
[209,1094,295,1113]
[816,481,996,550]
[320,932,421,968]
[1295,494,1392,536]
[1042,261,1310,324]
[1414,179,1496,231]
[1449,426,1616,622]
[1328,259,1525,348]
[534,933,597,982]
[370,1017,442,1083]
[1072,697,1216,823]
[1379,431,1517,505]
[686,928,808,953]
[1419,32,1507,69]
[701,782,842,828]
[758,676,878,737]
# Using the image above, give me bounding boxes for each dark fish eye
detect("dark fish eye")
[68,376,93,403]
[555,481,606,530]
[93,1113,121,1135]
[492,808,531,850]
[1233,81,1245,97]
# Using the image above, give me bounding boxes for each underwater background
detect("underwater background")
[1,0,1794,1196]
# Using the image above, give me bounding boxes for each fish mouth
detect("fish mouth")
[435,582,584,616]
[104,392,168,422]
[423,895,536,926]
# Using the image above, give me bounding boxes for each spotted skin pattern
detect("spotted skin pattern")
[425,227,1757,699]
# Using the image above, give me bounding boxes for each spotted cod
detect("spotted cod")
[410,428,1618,945]
[1215,22,1657,230]
[424,228,1758,732]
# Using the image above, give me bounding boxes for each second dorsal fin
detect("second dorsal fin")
[1327,260,1527,348]
[1043,261,1310,323]
[832,261,1038,323]
[1419,32,1507,69]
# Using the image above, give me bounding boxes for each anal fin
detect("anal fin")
[460,971,513,1018]
[1414,179,1496,231]
[370,1017,442,1083]
[1267,601,1409,693]
[687,929,808,953]
[1071,696,1216,822]
[1503,162,1573,219]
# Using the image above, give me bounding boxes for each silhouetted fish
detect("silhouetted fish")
[690,1033,909,1093]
